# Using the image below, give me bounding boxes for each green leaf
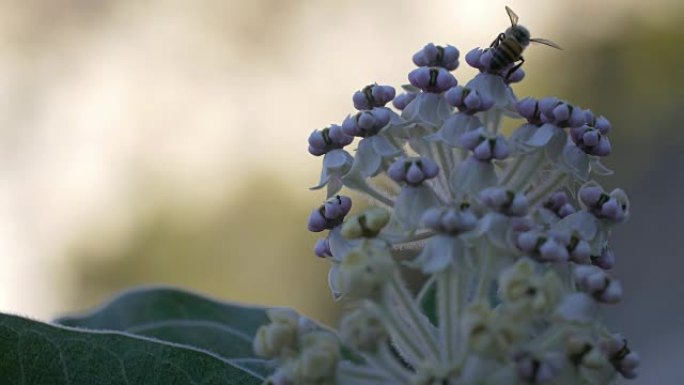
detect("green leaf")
[0,313,263,384]
[55,286,273,377]
[418,278,438,326]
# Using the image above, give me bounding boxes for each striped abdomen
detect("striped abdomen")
[490,36,525,72]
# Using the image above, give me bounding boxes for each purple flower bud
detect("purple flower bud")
[307,210,328,232]
[422,207,442,229]
[314,237,332,258]
[515,352,560,384]
[412,43,460,70]
[459,128,482,149]
[479,49,493,68]
[307,195,352,232]
[352,84,396,110]
[446,87,494,114]
[517,231,540,252]
[571,125,612,156]
[567,106,587,127]
[601,334,639,379]
[480,187,528,216]
[422,205,477,234]
[579,185,603,207]
[591,247,615,270]
[492,137,510,159]
[465,48,484,69]
[574,265,622,303]
[538,97,560,116]
[406,163,426,185]
[505,67,525,83]
[388,157,440,186]
[308,125,354,156]
[473,140,493,160]
[569,238,591,264]
[539,238,569,261]
[342,108,391,137]
[392,92,418,110]
[595,115,611,134]
[516,97,538,120]
[444,85,465,106]
[552,103,570,122]
[543,192,576,219]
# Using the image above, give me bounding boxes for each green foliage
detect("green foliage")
[0,287,276,384]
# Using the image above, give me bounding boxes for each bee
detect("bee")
[489,6,561,78]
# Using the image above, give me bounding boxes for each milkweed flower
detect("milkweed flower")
[257,24,639,385]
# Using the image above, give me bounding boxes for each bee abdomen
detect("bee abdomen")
[490,38,523,71]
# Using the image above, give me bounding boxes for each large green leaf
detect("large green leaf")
[55,286,273,377]
[0,313,263,384]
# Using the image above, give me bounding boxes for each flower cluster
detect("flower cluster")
[256,30,639,385]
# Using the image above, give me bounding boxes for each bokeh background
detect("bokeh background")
[0,0,682,383]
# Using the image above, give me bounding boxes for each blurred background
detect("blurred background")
[0,0,681,383]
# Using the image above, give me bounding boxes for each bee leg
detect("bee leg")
[505,56,525,80]
[489,33,506,48]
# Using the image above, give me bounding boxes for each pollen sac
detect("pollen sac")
[308,124,354,156]
[538,98,586,128]
[573,265,623,303]
[422,205,477,235]
[479,187,528,216]
[352,84,396,110]
[459,127,510,161]
[412,43,460,70]
[387,156,439,186]
[570,124,612,156]
[445,86,494,114]
[601,334,640,379]
[307,195,352,232]
[341,107,391,137]
[578,185,629,222]
[408,66,458,93]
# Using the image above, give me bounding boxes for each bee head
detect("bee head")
[506,25,531,46]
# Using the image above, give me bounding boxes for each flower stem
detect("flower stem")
[388,274,441,361]
[437,265,461,364]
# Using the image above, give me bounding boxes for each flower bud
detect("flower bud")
[307,195,352,232]
[408,67,458,93]
[353,84,396,110]
[341,207,390,239]
[393,92,418,110]
[297,332,340,383]
[339,307,387,353]
[253,308,300,358]
[338,243,395,299]
[463,303,520,356]
[388,157,440,186]
[480,187,527,216]
[413,43,460,70]
[499,259,562,315]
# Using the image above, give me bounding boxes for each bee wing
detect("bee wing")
[505,6,519,26]
[530,38,563,50]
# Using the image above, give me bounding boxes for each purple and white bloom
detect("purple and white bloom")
[307,195,352,232]
[413,43,460,70]
[300,18,639,385]
[352,84,396,110]
[308,124,354,156]
[387,156,440,186]
[408,66,458,93]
